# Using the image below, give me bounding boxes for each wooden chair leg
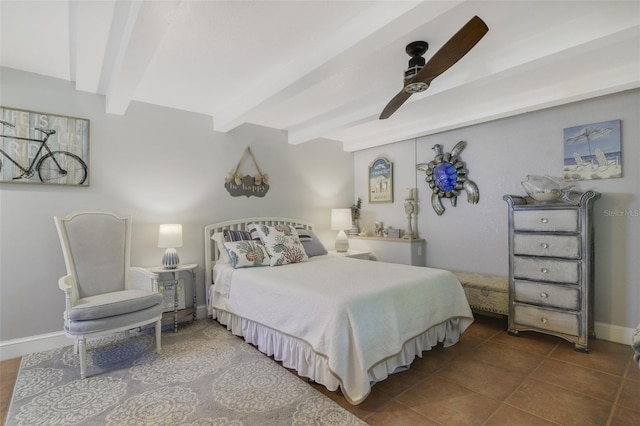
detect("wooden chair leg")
[155,319,162,354]
[78,336,87,379]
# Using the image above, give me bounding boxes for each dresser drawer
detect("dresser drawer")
[513,257,579,283]
[513,234,581,259]
[514,304,580,336]
[513,209,578,232]
[514,280,580,310]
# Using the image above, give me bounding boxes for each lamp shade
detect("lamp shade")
[331,209,352,231]
[158,224,183,248]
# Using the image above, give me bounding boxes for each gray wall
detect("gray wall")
[354,89,640,333]
[0,67,353,341]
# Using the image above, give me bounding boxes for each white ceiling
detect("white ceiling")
[1,1,638,152]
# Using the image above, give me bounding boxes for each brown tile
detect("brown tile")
[616,377,640,412]
[550,338,631,376]
[609,404,640,426]
[625,358,640,381]
[0,379,16,403]
[489,329,559,356]
[371,365,430,398]
[507,378,612,426]
[531,358,623,402]
[410,340,479,376]
[484,404,558,426]
[435,357,527,400]
[337,387,394,420]
[467,341,545,374]
[396,376,500,426]
[365,401,440,426]
[462,315,504,340]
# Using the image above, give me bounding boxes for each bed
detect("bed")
[204,217,473,405]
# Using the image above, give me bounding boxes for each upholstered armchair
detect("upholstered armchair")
[54,211,164,379]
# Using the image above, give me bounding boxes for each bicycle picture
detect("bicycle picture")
[0,108,89,186]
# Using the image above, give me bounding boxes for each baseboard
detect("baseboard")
[0,331,69,361]
[0,305,210,361]
[1,314,632,361]
[595,321,634,345]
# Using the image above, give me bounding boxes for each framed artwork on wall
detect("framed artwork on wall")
[0,107,89,186]
[369,156,393,203]
[563,119,621,181]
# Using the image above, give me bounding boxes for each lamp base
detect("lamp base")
[162,248,180,269]
[334,230,349,253]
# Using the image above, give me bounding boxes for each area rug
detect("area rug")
[6,319,367,425]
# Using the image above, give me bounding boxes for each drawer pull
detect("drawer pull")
[541,268,549,274]
[540,317,548,324]
[541,243,549,249]
[540,218,549,224]
[540,292,548,299]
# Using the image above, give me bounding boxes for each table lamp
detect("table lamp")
[158,224,182,269]
[331,208,352,253]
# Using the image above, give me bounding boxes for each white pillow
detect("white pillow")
[223,240,270,268]
[211,232,231,264]
[254,224,308,266]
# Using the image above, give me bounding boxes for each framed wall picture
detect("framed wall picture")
[563,119,622,181]
[0,107,89,186]
[369,156,393,203]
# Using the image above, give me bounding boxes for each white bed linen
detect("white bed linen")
[209,255,473,404]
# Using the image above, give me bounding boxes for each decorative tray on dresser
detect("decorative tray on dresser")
[503,191,600,352]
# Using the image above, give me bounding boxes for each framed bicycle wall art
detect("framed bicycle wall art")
[0,107,89,186]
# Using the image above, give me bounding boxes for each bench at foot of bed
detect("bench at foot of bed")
[452,271,509,322]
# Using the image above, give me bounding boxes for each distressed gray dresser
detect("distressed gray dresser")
[503,191,600,352]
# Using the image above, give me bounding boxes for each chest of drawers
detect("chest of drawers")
[504,191,600,351]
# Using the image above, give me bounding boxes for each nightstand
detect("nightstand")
[148,263,198,332]
[327,249,371,260]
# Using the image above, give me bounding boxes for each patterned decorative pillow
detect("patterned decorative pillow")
[223,240,270,268]
[224,229,253,242]
[246,223,263,241]
[211,232,231,263]
[254,224,308,266]
[295,227,328,257]
[294,226,312,241]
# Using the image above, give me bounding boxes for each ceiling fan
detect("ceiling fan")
[379,15,489,120]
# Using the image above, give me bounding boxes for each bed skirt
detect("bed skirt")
[210,307,464,404]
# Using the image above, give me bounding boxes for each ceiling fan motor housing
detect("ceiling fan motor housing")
[404,41,429,93]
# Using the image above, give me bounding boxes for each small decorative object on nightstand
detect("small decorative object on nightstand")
[158,224,182,269]
[148,263,198,332]
[331,208,352,253]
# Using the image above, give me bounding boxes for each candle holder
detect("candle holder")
[403,198,416,239]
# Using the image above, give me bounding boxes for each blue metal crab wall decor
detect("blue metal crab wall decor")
[417,140,479,215]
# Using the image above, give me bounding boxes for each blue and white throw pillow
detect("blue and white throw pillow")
[223,240,270,268]
[254,224,308,266]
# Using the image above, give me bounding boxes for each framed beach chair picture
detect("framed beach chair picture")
[563,119,621,181]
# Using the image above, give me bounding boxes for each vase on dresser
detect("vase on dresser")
[503,190,600,352]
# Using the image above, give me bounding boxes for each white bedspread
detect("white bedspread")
[211,256,473,404]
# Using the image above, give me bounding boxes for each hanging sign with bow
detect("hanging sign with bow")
[224,147,270,197]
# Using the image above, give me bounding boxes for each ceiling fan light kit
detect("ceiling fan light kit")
[380,16,489,120]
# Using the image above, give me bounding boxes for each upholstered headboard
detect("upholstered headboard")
[203,217,314,287]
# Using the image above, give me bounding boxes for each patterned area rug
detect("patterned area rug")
[6,319,367,425]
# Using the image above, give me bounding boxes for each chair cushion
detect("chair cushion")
[68,289,164,321]
[65,304,163,335]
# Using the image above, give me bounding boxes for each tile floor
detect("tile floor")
[308,316,640,426]
[1,316,638,425]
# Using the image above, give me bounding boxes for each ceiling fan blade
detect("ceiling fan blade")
[379,90,412,120]
[414,15,489,84]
